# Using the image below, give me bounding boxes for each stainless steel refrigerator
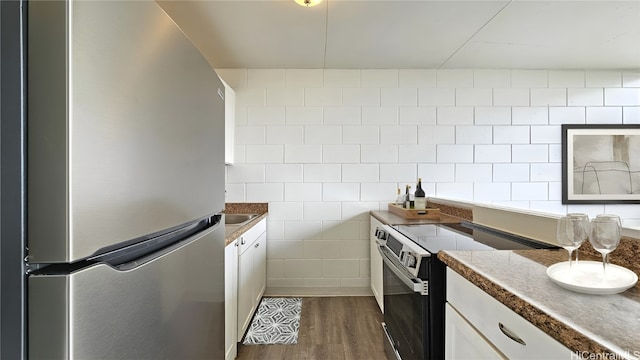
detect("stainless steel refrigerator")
[21,0,226,358]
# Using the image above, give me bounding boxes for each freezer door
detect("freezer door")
[27,0,225,263]
[28,223,225,359]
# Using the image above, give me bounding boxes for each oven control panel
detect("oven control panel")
[403,252,417,268]
[374,227,388,246]
[376,225,431,278]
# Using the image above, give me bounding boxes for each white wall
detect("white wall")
[218,68,640,293]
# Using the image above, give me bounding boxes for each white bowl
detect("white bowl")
[546,261,638,295]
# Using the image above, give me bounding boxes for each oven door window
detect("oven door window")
[383,262,427,360]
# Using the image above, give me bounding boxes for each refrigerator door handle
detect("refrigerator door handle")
[211,213,223,227]
[114,214,223,271]
[79,214,222,272]
[31,214,224,277]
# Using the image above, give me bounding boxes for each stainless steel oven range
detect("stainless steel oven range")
[374,222,557,360]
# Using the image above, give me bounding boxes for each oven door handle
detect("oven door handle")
[378,246,429,295]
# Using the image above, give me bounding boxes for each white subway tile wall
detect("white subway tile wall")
[586,107,623,124]
[266,88,304,107]
[222,68,640,294]
[419,88,455,106]
[475,107,512,124]
[624,107,640,123]
[285,107,322,125]
[474,69,510,88]
[266,126,303,145]
[493,88,530,107]
[285,183,322,202]
[585,71,622,88]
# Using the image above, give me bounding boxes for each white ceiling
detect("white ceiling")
[158,0,640,70]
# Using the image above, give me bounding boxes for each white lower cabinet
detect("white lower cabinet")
[253,232,267,305]
[224,239,239,360]
[445,268,572,359]
[237,244,254,340]
[445,303,506,359]
[369,215,383,312]
[237,218,267,340]
[224,217,267,359]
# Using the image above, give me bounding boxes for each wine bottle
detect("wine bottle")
[414,178,426,210]
[395,188,403,205]
[404,185,411,209]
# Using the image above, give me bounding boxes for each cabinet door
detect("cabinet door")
[445,304,506,359]
[447,269,572,359]
[370,215,384,312]
[235,218,268,341]
[223,80,235,164]
[237,239,254,340]
[224,240,238,360]
[253,232,267,304]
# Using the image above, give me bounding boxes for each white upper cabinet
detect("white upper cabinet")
[221,78,235,164]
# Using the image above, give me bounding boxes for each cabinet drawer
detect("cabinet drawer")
[447,268,571,360]
[445,303,506,359]
[238,218,266,255]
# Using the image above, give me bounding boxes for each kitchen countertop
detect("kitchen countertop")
[438,249,640,359]
[373,201,640,358]
[224,203,268,246]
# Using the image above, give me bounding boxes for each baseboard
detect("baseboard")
[263,287,373,297]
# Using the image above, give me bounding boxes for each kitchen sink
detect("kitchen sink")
[225,213,259,225]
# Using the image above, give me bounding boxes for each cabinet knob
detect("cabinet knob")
[240,237,245,245]
[255,243,260,248]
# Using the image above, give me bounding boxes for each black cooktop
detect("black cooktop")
[392,222,558,254]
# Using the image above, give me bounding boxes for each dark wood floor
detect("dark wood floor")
[236,296,388,360]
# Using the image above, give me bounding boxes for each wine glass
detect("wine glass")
[556,215,589,268]
[589,217,621,278]
[565,213,590,264]
[595,214,622,228]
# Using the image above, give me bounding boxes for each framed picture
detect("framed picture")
[562,124,640,204]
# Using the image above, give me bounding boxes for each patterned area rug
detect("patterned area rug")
[243,297,302,345]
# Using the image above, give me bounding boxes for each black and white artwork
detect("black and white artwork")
[562,124,640,204]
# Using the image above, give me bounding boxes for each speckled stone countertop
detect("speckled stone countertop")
[439,249,640,359]
[224,203,268,246]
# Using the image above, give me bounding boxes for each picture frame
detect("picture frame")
[562,124,640,204]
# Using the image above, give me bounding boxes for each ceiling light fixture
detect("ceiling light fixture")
[295,0,321,7]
